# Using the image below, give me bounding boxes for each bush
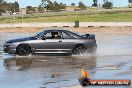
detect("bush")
[102,1,113,9]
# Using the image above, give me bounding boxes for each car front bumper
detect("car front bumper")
[3,44,16,54]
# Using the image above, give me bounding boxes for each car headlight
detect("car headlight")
[5,43,14,46]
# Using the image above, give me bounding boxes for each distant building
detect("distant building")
[19,7,39,14]
[19,8,27,14]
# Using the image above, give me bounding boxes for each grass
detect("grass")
[0,9,132,23]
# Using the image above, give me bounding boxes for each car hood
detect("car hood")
[6,37,36,43]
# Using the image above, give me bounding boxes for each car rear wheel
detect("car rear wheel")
[16,44,31,56]
[72,45,86,55]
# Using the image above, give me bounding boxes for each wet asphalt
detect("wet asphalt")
[0,32,132,88]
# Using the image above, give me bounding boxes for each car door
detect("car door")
[34,31,63,53]
[60,31,76,53]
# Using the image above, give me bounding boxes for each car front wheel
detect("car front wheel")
[16,44,31,56]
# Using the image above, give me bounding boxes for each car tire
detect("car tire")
[72,44,86,55]
[16,44,31,56]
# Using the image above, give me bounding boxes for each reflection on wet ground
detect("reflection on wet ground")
[4,56,96,71]
[0,32,132,88]
[1,56,96,88]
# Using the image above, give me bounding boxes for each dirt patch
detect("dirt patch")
[70,27,132,34]
[0,27,132,34]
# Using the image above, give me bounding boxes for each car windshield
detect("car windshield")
[32,30,44,38]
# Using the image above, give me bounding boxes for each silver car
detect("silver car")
[3,28,97,56]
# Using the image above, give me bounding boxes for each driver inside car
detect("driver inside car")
[51,32,61,39]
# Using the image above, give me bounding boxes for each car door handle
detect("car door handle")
[59,40,62,42]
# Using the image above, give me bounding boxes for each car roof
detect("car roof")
[43,28,83,38]
[43,28,69,32]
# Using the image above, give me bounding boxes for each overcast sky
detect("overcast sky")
[6,0,129,8]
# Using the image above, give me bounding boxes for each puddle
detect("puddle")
[0,32,132,88]
[97,66,120,70]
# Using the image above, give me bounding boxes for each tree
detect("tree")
[102,1,113,9]
[103,0,108,2]
[71,3,76,6]
[14,1,19,12]
[41,0,50,10]
[26,6,35,14]
[26,6,32,11]
[0,0,6,15]
[0,0,19,15]
[47,1,54,10]
[92,0,98,7]
[128,0,132,3]
[39,0,66,12]
[38,5,43,12]
[7,2,19,13]
[128,0,132,8]
[78,1,86,10]
[59,2,66,9]
[53,1,66,11]
[0,1,5,15]
[0,0,4,3]
[0,2,7,11]
[53,1,60,11]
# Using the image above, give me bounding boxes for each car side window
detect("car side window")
[45,32,52,39]
[44,31,61,39]
[62,32,74,39]
[66,31,81,39]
